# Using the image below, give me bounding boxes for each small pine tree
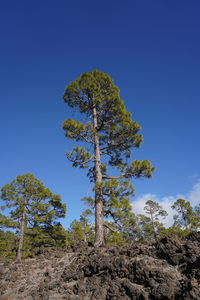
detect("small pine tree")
[136,214,155,241]
[67,210,95,245]
[0,174,66,260]
[172,199,198,232]
[143,200,168,241]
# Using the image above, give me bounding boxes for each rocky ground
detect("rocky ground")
[0,233,199,300]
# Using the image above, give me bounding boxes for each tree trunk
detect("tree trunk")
[181,207,188,230]
[93,105,105,247]
[17,211,26,260]
[150,211,158,242]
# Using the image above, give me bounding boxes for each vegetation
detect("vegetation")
[62,70,155,246]
[0,182,199,258]
[0,174,66,259]
[0,70,199,259]
[143,200,168,241]
[172,198,199,231]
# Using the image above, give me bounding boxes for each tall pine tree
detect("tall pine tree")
[63,70,154,247]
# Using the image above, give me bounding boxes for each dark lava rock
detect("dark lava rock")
[187,231,200,242]
[0,234,199,300]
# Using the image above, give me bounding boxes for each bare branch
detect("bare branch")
[104,223,119,232]
[79,134,95,144]
[68,155,94,166]
[102,174,121,180]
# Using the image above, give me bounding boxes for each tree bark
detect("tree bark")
[93,105,105,247]
[17,211,26,260]
[150,210,157,242]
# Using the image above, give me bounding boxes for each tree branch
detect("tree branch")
[97,99,114,131]
[104,223,119,232]
[100,151,108,155]
[100,140,127,152]
[79,134,95,144]
[68,155,94,166]
[102,174,121,180]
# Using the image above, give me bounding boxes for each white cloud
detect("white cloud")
[131,179,200,228]
[188,179,200,207]
[131,193,178,227]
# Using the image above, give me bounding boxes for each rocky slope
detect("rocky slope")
[0,233,199,300]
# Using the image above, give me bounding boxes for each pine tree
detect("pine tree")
[143,200,168,241]
[67,209,94,245]
[137,214,155,241]
[171,199,198,232]
[0,174,66,260]
[25,222,67,254]
[63,70,155,247]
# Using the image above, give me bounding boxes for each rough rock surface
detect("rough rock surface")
[0,233,199,300]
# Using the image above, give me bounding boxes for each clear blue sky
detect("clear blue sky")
[1,0,200,228]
